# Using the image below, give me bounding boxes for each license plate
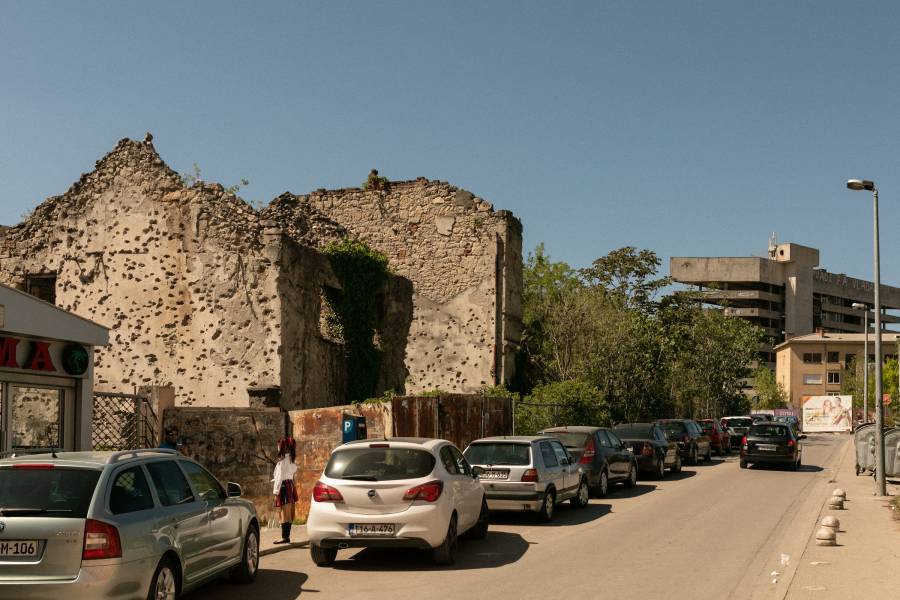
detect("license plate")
[480,470,509,480]
[0,540,39,558]
[348,523,395,537]
[757,444,777,452]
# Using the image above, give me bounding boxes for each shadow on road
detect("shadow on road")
[609,483,656,499]
[332,530,530,571]
[183,570,311,599]
[745,463,823,472]
[659,469,697,482]
[488,501,613,527]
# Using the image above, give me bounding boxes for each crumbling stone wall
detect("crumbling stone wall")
[274,179,523,393]
[0,139,348,407]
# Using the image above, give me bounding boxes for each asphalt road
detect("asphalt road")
[186,434,847,600]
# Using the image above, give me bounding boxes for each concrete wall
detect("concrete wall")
[272,180,523,393]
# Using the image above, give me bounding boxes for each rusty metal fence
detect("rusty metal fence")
[92,392,159,451]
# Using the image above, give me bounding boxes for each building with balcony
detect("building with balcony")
[670,242,900,370]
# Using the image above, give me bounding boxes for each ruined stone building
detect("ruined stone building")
[0,137,522,409]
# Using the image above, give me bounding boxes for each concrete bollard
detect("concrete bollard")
[832,488,846,499]
[827,495,844,510]
[821,515,840,531]
[815,526,837,546]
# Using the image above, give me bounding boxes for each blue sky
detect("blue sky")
[3,1,900,285]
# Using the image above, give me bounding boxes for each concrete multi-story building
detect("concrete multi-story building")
[775,331,898,409]
[670,242,900,369]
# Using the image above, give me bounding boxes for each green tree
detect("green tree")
[515,380,608,435]
[580,246,671,312]
[753,367,787,409]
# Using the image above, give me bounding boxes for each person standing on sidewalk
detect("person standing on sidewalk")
[272,436,299,544]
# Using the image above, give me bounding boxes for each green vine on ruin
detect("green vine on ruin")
[323,238,391,402]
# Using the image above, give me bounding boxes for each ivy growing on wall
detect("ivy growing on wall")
[323,238,391,402]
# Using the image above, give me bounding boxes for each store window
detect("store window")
[9,386,63,450]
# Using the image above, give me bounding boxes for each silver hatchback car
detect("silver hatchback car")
[0,449,259,600]
[463,436,589,522]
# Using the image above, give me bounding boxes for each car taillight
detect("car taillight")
[521,469,539,482]
[312,481,344,503]
[642,443,653,457]
[683,435,690,443]
[403,480,443,502]
[787,439,795,447]
[580,438,596,464]
[82,519,122,560]
[741,436,747,447]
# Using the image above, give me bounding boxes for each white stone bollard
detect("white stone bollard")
[832,488,846,499]
[821,515,840,531]
[827,495,844,510]
[815,526,837,546]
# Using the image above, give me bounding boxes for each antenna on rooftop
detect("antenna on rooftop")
[768,232,778,258]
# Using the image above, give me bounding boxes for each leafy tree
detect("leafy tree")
[515,380,608,435]
[580,246,671,312]
[752,366,787,409]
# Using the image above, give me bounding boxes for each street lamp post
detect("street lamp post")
[852,302,869,424]
[847,179,887,496]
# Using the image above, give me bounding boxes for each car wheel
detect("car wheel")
[671,454,682,473]
[739,460,748,469]
[571,478,589,508]
[656,455,666,479]
[433,515,459,565]
[705,446,712,462]
[538,489,556,522]
[229,526,259,583]
[624,463,637,488]
[147,557,178,600]
[465,498,489,540]
[690,447,698,465]
[310,543,338,567]
[793,457,801,471]
[598,469,609,497]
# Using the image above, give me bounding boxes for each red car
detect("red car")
[698,419,731,455]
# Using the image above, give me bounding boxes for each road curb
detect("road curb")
[260,541,309,557]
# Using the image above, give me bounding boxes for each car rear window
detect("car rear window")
[541,432,590,449]
[660,421,687,435]
[0,467,100,518]
[464,443,531,466]
[749,424,789,437]
[325,448,436,481]
[724,418,753,428]
[613,425,653,438]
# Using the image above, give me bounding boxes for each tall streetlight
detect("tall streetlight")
[851,302,869,424]
[847,179,886,496]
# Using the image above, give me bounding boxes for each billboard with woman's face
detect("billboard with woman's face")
[802,395,852,432]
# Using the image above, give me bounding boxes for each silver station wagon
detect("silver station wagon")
[0,449,259,600]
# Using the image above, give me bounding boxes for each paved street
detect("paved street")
[186,434,847,600]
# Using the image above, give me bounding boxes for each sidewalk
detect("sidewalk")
[259,523,309,557]
[780,437,900,598]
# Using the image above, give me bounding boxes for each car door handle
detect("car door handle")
[210,507,228,521]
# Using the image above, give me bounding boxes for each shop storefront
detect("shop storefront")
[0,284,108,452]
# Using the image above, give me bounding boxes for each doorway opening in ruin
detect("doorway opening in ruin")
[25,273,57,305]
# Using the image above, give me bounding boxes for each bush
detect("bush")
[515,380,609,435]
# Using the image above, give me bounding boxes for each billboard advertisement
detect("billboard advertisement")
[802,395,852,433]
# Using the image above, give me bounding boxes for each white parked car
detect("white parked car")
[306,438,488,566]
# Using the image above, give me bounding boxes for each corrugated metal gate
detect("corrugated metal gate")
[391,394,513,450]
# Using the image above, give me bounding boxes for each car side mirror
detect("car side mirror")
[799,434,807,440]
[472,466,484,478]
[226,482,243,497]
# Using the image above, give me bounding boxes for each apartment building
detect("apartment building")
[670,242,900,369]
[775,332,899,409]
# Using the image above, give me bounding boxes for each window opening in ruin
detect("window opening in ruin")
[320,287,345,344]
[25,274,57,305]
